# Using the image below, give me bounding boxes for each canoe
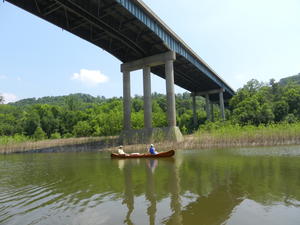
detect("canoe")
[111,150,175,158]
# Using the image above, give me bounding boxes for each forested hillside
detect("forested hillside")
[279,73,300,86]
[9,93,106,107]
[229,78,300,125]
[0,92,208,139]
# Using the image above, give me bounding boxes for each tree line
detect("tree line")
[1,76,300,140]
[0,93,207,140]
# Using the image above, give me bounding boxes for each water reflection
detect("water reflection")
[123,160,134,225]
[146,159,158,173]
[0,146,300,225]
[145,160,157,225]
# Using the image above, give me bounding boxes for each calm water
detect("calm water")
[1,146,300,225]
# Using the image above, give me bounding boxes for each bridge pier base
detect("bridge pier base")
[121,51,183,144]
[122,126,183,145]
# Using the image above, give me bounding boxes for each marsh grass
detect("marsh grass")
[0,136,119,154]
[193,122,300,148]
[2,122,300,154]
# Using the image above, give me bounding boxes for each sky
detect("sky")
[0,0,300,103]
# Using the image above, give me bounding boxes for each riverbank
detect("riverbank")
[0,136,120,154]
[2,123,300,154]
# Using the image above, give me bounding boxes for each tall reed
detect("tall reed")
[2,122,300,154]
[194,122,300,147]
[0,136,118,154]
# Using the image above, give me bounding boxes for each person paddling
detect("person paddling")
[149,144,158,155]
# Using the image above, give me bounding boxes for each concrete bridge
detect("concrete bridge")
[6,0,235,143]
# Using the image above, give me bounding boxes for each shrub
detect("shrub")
[50,132,61,139]
[33,127,47,140]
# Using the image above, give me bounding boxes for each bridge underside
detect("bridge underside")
[7,0,233,101]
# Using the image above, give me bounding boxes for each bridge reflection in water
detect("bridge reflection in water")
[117,155,242,225]
[1,148,300,225]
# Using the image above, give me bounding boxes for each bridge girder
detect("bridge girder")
[6,0,235,101]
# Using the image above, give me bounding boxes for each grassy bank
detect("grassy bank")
[192,122,300,148]
[2,122,300,154]
[0,136,119,154]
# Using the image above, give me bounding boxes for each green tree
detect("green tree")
[23,110,40,136]
[34,104,59,137]
[65,95,81,111]
[258,103,274,124]
[73,121,93,137]
[232,97,260,125]
[282,85,300,116]
[132,97,143,112]
[273,101,289,122]
[33,126,47,140]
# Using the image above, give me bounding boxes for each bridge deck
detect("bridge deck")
[6,0,235,101]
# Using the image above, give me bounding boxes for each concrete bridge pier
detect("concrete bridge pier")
[123,70,131,130]
[192,88,226,126]
[219,89,225,120]
[192,94,197,129]
[121,51,183,144]
[143,66,152,130]
[210,102,215,122]
[166,60,176,127]
[205,94,211,121]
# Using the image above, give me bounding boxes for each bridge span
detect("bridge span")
[6,0,235,142]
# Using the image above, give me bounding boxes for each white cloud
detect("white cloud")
[71,69,108,86]
[0,75,21,81]
[1,93,18,103]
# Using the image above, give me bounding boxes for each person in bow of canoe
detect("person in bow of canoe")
[117,145,128,155]
[117,145,140,156]
[149,144,158,155]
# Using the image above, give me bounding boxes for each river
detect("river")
[0,146,300,225]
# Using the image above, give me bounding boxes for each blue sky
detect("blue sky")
[1,0,300,103]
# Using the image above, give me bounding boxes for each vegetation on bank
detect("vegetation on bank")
[1,74,300,151]
[0,136,119,154]
[196,122,300,147]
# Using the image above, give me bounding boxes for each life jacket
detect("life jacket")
[149,146,156,155]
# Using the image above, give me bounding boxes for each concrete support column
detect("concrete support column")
[210,103,214,122]
[165,60,176,127]
[205,94,211,121]
[219,91,225,120]
[143,66,152,129]
[123,71,131,130]
[192,94,197,128]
